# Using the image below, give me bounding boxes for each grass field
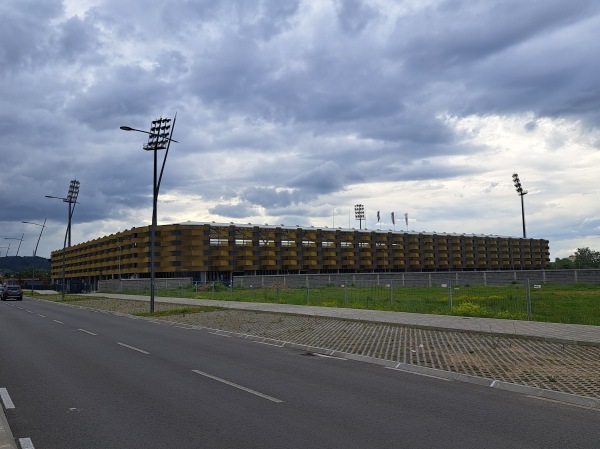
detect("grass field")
[101,282,600,326]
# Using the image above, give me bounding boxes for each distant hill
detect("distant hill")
[0,256,51,273]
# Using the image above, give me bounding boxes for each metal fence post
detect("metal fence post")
[526,279,533,321]
[448,280,453,312]
[306,276,310,304]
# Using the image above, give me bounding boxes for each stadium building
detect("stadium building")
[50,222,551,286]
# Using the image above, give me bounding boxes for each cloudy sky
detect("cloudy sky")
[2,0,599,261]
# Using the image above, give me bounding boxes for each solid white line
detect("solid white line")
[117,342,150,354]
[0,387,15,409]
[53,320,64,324]
[77,329,97,336]
[385,366,451,381]
[208,332,231,337]
[526,395,600,412]
[19,438,35,449]
[312,353,347,360]
[191,370,283,403]
[254,341,284,347]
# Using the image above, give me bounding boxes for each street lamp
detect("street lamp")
[354,204,365,230]
[120,115,178,313]
[23,219,47,294]
[512,173,528,239]
[47,179,80,299]
[4,234,24,257]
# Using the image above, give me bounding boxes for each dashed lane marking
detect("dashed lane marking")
[117,343,150,354]
[192,370,283,403]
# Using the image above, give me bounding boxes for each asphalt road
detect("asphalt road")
[1,299,599,449]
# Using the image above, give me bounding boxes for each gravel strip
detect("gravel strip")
[61,297,600,400]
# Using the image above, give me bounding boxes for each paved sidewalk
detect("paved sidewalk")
[87,293,600,346]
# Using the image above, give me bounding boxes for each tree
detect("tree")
[550,257,574,269]
[574,247,600,269]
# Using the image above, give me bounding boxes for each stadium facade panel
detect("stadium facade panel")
[50,222,551,284]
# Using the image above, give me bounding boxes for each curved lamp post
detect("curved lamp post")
[23,219,47,294]
[4,234,24,257]
[120,115,178,313]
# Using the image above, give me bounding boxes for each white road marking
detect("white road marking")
[254,341,284,347]
[208,331,231,337]
[37,314,46,317]
[385,366,451,381]
[527,395,600,412]
[192,370,283,403]
[77,329,97,336]
[312,353,347,360]
[53,320,64,324]
[19,438,35,448]
[117,342,150,354]
[0,387,15,409]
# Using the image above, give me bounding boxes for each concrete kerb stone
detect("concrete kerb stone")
[0,406,18,449]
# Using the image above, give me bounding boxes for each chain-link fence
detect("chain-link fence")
[96,271,600,326]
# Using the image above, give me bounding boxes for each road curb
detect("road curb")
[0,406,18,449]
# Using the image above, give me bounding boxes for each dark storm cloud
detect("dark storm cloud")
[1,0,599,259]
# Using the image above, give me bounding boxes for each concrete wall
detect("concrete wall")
[99,277,193,292]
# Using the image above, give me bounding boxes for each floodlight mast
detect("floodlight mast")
[46,179,80,300]
[512,173,527,239]
[120,115,178,314]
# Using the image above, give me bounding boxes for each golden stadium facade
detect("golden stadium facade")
[50,222,550,285]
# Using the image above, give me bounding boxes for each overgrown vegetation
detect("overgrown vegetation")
[106,282,600,326]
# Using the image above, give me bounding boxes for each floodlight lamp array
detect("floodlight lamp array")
[354,204,365,220]
[66,179,80,203]
[143,117,172,151]
[512,173,527,196]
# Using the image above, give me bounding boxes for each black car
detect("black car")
[2,285,23,301]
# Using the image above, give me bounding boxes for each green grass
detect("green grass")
[104,282,600,326]
[134,306,221,317]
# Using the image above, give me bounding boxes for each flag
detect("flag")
[404,213,408,227]
[391,212,395,225]
[377,210,380,222]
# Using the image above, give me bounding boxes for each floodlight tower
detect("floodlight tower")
[512,173,527,239]
[354,204,365,230]
[46,179,80,299]
[120,115,178,313]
